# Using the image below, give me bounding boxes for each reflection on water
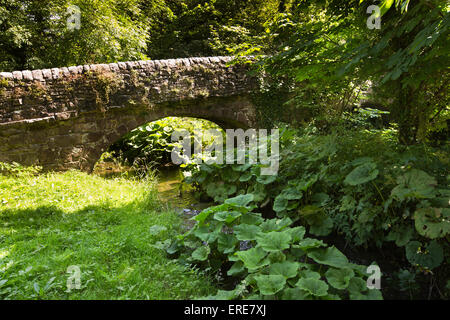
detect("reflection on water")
[156,166,213,213]
[94,162,212,213]
[157,166,194,208]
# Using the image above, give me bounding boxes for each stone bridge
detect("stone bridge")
[0,56,258,171]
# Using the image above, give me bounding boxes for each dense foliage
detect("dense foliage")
[0,0,281,71]
[238,0,449,144]
[180,124,449,299]
[1,0,448,300]
[167,194,382,300]
[108,117,222,170]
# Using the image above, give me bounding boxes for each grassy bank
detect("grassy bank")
[0,169,214,299]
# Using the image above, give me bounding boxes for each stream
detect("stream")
[94,162,212,223]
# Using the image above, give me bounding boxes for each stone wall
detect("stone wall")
[0,56,258,171]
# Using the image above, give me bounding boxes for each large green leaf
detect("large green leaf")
[344,162,379,186]
[386,225,414,247]
[254,274,286,295]
[194,203,230,224]
[233,224,262,241]
[295,278,329,297]
[227,261,245,276]
[405,240,443,269]
[286,226,306,242]
[307,247,349,268]
[391,169,437,200]
[414,207,450,239]
[225,194,254,207]
[298,269,321,280]
[325,268,354,290]
[256,231,292,252]
[309,216,333,236]
[193,224,223,243]
[260,217,293,232]
[191,246,210,261]
[213,210,242,223]
[217,233,238,254]
[294,238,326,250]
[273,196,288,212]
[281,287,311,300]
[256,174,277,185]
[235,247,269,272]
[269,261,299,279]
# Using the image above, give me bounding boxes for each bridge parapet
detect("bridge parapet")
[0,56,258,171]
[0,56,256,125]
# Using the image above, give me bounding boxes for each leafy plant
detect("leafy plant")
[168,194,383,300]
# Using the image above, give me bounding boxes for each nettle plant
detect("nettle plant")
[170,194,382,300]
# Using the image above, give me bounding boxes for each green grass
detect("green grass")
[0,170,215,299]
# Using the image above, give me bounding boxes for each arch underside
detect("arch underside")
[0,95,257,172]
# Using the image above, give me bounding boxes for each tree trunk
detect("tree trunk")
[394,83,419,145]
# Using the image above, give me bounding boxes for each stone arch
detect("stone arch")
[0,57,258,171]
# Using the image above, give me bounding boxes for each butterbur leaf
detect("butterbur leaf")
[307,247,349,268]
[201,289,240,300]
[227,261,245,276]
[296,278,329,297]
[225,194,254,207]
[286,226,306,242]
[312,193,330,207]
[348,277,367,296]
[256,174,277,185]
[235,247,268,272]
[239,171,253,182]
[405,240,443,269]
[232,163,252,172]
[414,207,450,239]
[260,217,293,232]
[295,238,326,250]
[194,224,222,243]
[279,187,303,200]
[281,287,311,300]
[325,268,354,290]
[256,231,292,252]
[269,261,299,279]
[298,269,321,280]
[194,203,230,224]
[344,162,379,186]
[391,169,437,200]
[191,246,210,261]
[213,210,242,223]
[217,233,238,254]
[273,196,288,212]
[267,251,286,263]
[350,288,383,300]
[234,224,262,241]
[240,212,264,225]
[254,275,286,295]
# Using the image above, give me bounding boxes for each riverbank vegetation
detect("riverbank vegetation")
[0,0,448,300]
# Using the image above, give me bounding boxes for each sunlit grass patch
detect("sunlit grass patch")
[0,170,214,299]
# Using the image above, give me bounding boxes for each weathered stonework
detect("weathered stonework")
[0,56,258,171]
